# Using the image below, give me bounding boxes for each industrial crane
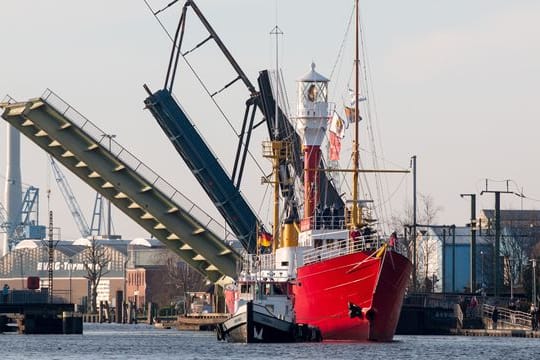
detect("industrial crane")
[49,156,99,238]
[0,202,7,234]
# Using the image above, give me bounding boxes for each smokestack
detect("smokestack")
[1,124,22,256]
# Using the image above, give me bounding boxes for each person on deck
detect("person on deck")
[492,306,499,330]
[349,227,361,246]
[388,232,397,249]
[530,304,538,331]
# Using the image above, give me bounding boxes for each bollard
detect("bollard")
[63,311,83,334]
[116,291,123,324]
[147,302,153,325]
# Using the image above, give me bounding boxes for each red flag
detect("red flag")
[329,132,341,161]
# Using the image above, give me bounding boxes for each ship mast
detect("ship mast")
[351,0,360,227]
[269,18,283,253]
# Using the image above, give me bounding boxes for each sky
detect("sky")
[1,0,539,241]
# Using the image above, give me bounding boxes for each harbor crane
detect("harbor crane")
[0,202,8,234]
[2,186,45,248]
[49,156,102,238]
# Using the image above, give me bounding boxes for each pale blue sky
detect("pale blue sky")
[1,0,539,240]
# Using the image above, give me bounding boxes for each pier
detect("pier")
[398,293,540,338]
[451,328,540,338]
[0,290,82,334]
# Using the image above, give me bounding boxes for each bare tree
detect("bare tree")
[147,252,207,309]
[523,242,540,304]
[163,255,206,295]
[390,193,443,290]
[82,238,111,313]
[486,223,539,293]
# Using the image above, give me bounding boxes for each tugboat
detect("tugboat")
[217,253,321,343]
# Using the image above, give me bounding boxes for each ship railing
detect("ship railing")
[302,234,381,265]
[40,89,236,243]
[240,253,276,274]
[300,215,347,231]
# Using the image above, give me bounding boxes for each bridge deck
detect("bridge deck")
[0,90,240,282]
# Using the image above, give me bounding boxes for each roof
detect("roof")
[10,238,130,257]
[426,226,492,245]
[481,209,540,223]
[297,62,329,82]
[129,238,163,247]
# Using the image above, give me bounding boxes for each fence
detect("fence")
[483,303,532,329]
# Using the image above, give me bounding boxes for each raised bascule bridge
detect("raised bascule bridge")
[0,0,346,286]
[0,90,240,283]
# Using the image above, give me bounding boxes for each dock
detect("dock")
[1,303,82,334]
[174,313,230,331]
[1,290,82,334]
[451,328,540,338]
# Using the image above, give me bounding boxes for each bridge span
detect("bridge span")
[0,89,240,282]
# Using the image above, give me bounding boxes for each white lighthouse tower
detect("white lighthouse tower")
[1,124,22,256]
[295,63,330,222]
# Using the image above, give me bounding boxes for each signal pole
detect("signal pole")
[411,155,417,291]
[480,179,517,297]
[460,193,477,293]
[532,258,537,308]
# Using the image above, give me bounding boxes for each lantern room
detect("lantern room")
[296,63,330,147]
[296,62,329,119]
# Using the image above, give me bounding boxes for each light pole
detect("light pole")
[505,256,514,300]
[480,251,485,290]
[101,133,116,237]
[411,155,417,291]
[532,258,537,308]
[460,193,476,293]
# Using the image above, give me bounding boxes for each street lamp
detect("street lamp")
[505,256,514,300]
[480,251,485,291]
[100,133,116,237]
[460,193,476,293]
[531,258,537,308]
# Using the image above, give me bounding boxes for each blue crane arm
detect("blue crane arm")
[144,88,259,253]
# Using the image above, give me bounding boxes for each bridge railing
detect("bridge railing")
[40,89,236,243]
[403,293,464,310]
[483,303,532,329]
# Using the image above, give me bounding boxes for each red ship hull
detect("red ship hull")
[293,249,412,341]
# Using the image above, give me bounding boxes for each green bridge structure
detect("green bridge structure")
[0,89,240,282]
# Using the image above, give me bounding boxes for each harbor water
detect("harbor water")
[1,323,539,359]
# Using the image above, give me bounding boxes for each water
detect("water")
[1,323,539,360]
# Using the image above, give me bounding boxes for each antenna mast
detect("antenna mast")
[269,9,284,252]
